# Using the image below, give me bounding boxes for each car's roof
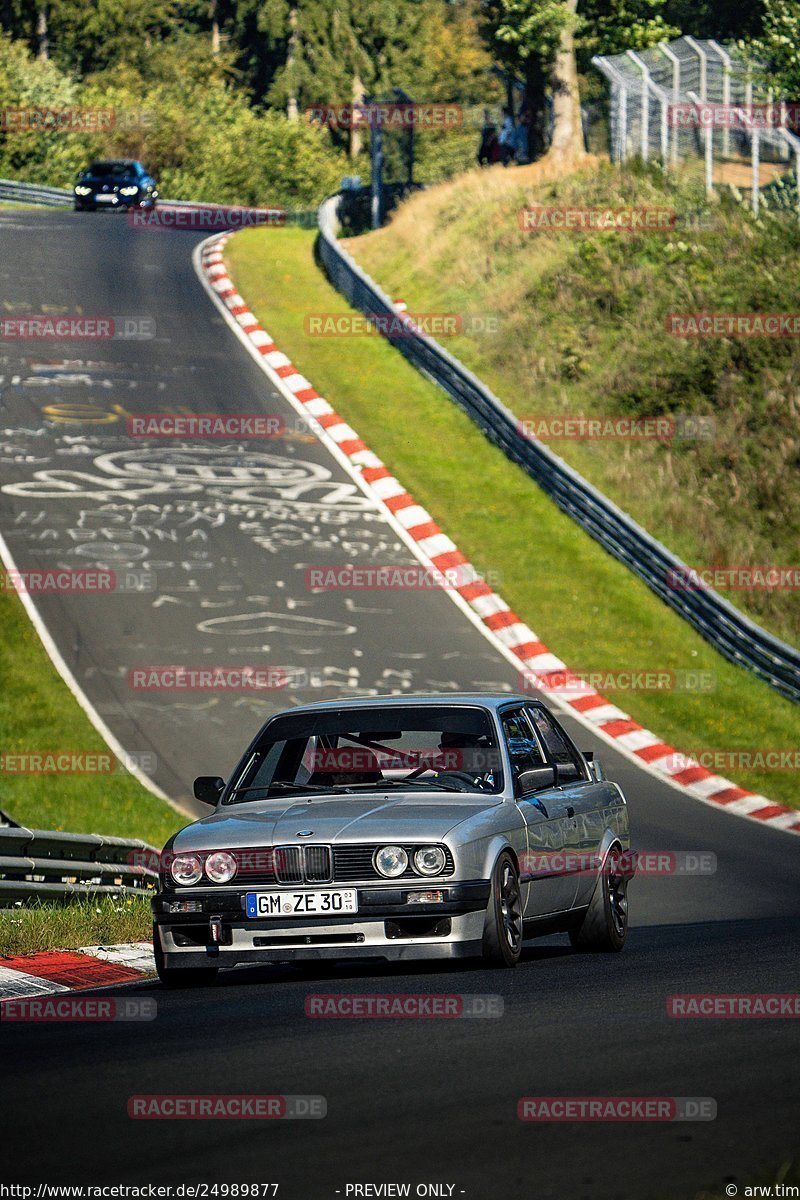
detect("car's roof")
[278,693,538,715]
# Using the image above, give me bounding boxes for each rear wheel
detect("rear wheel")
[481,852,523,967]
[153,925,219,987]
[569,846,629,952]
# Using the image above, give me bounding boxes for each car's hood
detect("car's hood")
[172,791,502,852]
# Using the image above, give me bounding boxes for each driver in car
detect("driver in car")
[435,731,498,790]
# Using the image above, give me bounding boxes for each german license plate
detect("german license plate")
[245,889,358,918]
[96,194,116,202]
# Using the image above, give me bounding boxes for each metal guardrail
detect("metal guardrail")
[0,179,72,206]
[0,825,159,905]
[0,178,317,225]
[317,194,800,704]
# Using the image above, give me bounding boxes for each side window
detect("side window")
[501,708,546,774]
[526,707,586,782]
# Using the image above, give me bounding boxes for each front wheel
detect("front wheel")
[569,846,629,952]
[153,925,219,987]
[481,852,523,967]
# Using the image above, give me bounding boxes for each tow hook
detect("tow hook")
[209,914,223,953]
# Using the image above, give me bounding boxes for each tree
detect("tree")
[483,0,682,162]
[40,0,180,76]
[482,0,580,159]
[744,0,800,97]
[577,0,680,65]
[263,0,432,157]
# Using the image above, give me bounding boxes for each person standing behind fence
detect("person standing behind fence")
[478,109,497,166]
[499,108,516,166]
[514,109,530,164]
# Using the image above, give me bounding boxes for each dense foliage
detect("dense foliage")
[0,1,790,205]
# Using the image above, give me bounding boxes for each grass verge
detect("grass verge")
[0,895,152,957]
[0,200,44,209]
[226,225,798,808]
[349,159,800,646]
[0,584,185,845]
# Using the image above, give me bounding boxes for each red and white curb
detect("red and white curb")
[195,232,800,837]
[0,942,155,1002]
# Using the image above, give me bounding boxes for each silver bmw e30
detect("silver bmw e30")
[152,694,634,985]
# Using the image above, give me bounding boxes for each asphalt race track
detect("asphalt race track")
[1,211,798,1199]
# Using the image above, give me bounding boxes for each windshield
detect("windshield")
[87,161,138,177]
[224,705,503,802]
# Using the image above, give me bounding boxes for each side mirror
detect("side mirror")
[583,751,605,782]
[515,764,556,795]
[193,775,225,804]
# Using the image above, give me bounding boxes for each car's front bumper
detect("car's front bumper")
[74,193,155,209]
[153,881,491,967]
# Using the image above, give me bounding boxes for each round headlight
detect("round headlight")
[171,853,203,886]
[205,851,237,884]
[374,845,409,878]
[414,846,447,876]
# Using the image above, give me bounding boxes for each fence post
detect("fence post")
[660,94,669,168]
[708,40,732,157]
[657,41,681,168]
[618,84,628,161]
[752,125,760,216]
[688,89,713,195]
[684,36,708,101]
[626,50,650,160]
